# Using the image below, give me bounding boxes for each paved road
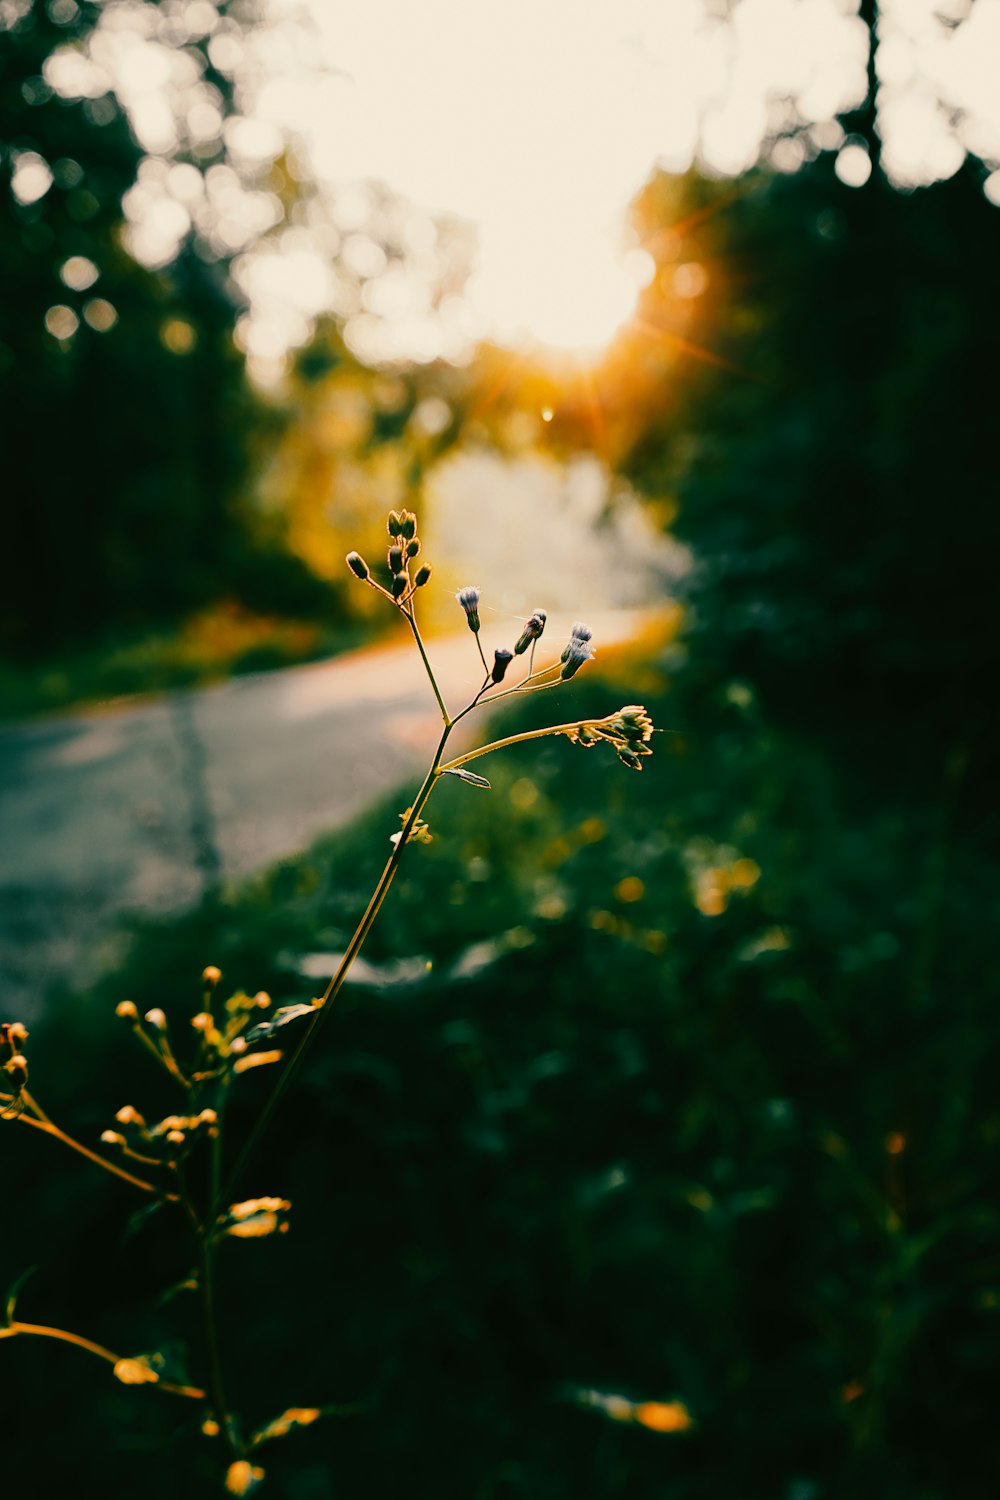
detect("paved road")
[0,610,648,1018]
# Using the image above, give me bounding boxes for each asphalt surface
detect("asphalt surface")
[0,611,647,1018]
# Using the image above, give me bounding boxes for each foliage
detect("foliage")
[1,511,658,1494]
[0,0,327,656]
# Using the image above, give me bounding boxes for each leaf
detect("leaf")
[4,1265,36,1324]
[443,768,492,789]
[245,1002,319,1044]
[121,1199,166,1244]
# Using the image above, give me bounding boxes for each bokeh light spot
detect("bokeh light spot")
[60,255,99,291]
[44,304,79,340]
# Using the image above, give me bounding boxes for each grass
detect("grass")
[0,601,379,722]
[4,647,1000,1499]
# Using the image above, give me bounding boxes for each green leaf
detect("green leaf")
[245,1001,319,1044]
[4,1265,36,1324]
[443,768,492,789]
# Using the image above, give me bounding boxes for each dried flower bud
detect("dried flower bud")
[388,544,404,575]
[225,1459,266,1496]
[202,966,222,987]
[414,564,432,588]
[116,1104,146,1128]
[116,1000,139,1021]
[560,623,596,680]
[399,510,416,540]
[166,1129,186,1146]
[387,510,403,536]
[191,1012,214,1032]
[514,608,547,654]
[391,573,408,599]
[144,1008,166,1031]
[346,551,369,580]
[101,1130,126,1146]
[4,1054,28,1086]
[491,648,514,683]
[253,991,271,1009]
[405,537,420,558]
[457,586,481,632]
[5,1022,28,1047]
[198,1109,218,1126]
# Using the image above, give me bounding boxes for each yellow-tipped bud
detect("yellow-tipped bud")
[116,1000,139,1021]
[116,1105,145,1128]
[198,1108,218,1125]
[225,1460,265,1496]
[230,1037,247,1055]
[144,1008,167,1030]
[101,1130,126,1146]
[191,1012,214,1032]
[253,992,271,1009]
[166,1129,186,1146]
[202,966,222,987]
[201,1417,221,1438]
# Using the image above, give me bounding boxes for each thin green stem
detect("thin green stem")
[7,1107,176,1200]
[0,1321,205,1400]
[224,721,455,1199]
[175,1166,240,1458]
[402,603,451,724]
[439,718,607,774]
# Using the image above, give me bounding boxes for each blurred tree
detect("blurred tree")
[570,148,1000,804]
[0,0,325,656]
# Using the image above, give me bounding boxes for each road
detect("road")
[0,610,648,1018]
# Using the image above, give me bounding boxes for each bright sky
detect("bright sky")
[33,0,1000,369]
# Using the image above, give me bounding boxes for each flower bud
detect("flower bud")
[491,648,514,683]
[406,538,420,558]
[116,1105,146,1128]
[346,551,369,580]
[116,1000,139,1021]
[144,1008,167,1031]
[202,966,222,987]
[388,544,404,575]
[399,510,416,540]
[4,1054,28,1087]
[457,586,481,632]
[513,608,547,655]
[414,564,432,588]
[101,1130,126,1146]
[391,573,408,599]
[387,510,403,536]
[5,1022,28,1047]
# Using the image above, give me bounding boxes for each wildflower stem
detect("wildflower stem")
[20,1089,54,1125]
[402,602,451,724]
[0,1320,205,1399]
[224,721,454,1198]
[176,1166,240,1457]
[439,718,609,773]
[474,631,490,678]
[8,1108,177,1200]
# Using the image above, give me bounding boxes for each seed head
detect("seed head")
[398,510,417,540]
[414,563,432,588]
[144,1008,166,1031]
[514,608,547,655]
[387,510,403,537]
[346,551,369,580]
[388,544,404,575]
[391,573,408,599]
[406,538,420,558]
[491,648,514,683]
[560,625,596,680]
[116,1000,139,1021]
[457,586,481,632]
[202,966,222,987]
